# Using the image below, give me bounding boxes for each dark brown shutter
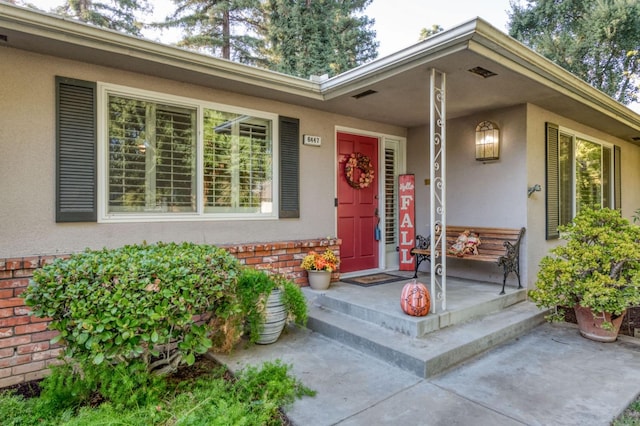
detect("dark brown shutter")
[614,145,621,210]
[279,116,300,218]
[56,77,97,222]
[545,122,560,240]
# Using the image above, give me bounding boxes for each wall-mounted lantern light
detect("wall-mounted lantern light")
[475,121,500,161]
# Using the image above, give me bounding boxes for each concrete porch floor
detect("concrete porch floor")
[302,272,545,378]
[212,273,640,425]
[309,272,528,337]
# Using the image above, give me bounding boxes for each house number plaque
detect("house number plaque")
[303,135,322,146]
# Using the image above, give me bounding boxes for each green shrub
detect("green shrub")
[38,363,95,413]
[0,358,314,426]
[280,276,308,327]
[24,242,243,374]
[237,269,308,344]
[235,359,316,408]
[0,391,54,426]
[530,208,640,326]
[237,268,277,343]
[39,360,166,411]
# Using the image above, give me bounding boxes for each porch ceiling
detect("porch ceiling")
[1,3,640,143]
[321,50,540,127]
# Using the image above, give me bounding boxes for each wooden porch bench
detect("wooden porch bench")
[410,226,526,294]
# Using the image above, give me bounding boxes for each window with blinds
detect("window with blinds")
[108,96,196,213]
[575,138,606,212]
[99,85,281,220]
[548,122,619,237]
[558,133,573,227]
[203,110,272,214]
[384,148,397,245]
[560,133,614,221]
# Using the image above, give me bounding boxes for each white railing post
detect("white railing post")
[429,69,446,313]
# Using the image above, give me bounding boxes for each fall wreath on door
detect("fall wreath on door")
[344,152,374,189]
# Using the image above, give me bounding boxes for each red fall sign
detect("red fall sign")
[398,174,415,271]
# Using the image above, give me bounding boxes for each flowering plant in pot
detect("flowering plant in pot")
[529,208,640,342]
[301,249,340,272]
[301,249,340,290]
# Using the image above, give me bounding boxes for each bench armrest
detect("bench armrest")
[412,234,431,253]
[497,227,525,266]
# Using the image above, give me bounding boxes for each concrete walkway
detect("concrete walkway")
[214,323,640,426]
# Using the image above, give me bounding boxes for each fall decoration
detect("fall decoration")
[301,249,340,272]
[400,280,431,316]
[344,152,375,189]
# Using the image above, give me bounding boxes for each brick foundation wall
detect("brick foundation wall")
[222,238,341,285]
[0,256,68,388]
[0,237,341,388]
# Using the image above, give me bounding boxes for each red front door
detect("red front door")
[337,132,379,273]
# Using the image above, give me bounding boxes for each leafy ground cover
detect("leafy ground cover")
[0,355,313,425]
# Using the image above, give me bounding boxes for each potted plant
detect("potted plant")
[529,208,640,342]
[237,268,308,345]
[301,249,340,290]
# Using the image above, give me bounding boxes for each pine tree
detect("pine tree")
[54,0,150,36]
[161,0,265,63]
[509,0,640,105]
[264,0,378,78]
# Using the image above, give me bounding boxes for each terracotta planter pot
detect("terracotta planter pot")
[307,270,331,290]
[574,305,626,343]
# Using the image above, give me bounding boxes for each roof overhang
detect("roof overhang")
[1,3,640,143]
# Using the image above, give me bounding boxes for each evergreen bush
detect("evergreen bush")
[237,268,308,344]
[24,242,243,374]
[530,208,640,327]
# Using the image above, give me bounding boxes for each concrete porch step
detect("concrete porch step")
[306,299,547,378]
[309,285,526,338]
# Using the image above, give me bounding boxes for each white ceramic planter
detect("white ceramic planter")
[307,270,331,290]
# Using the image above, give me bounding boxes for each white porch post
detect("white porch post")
[429,69,446,313]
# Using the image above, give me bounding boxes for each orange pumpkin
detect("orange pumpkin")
[400,280,430,316]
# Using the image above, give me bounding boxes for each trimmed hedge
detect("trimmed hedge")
[24,242,243,375]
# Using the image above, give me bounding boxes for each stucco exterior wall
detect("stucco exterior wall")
[407,105,528,286]
[525,103,640,288]
[0,46,404,258]
[409,102,640,290]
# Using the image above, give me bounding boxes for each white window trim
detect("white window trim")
[558,126,615,217]
[97,82,279,223]
[558,127,614,151]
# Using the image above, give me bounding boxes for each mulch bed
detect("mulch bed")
[3,379,43,399]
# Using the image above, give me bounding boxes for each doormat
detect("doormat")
[341,273,407,287]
